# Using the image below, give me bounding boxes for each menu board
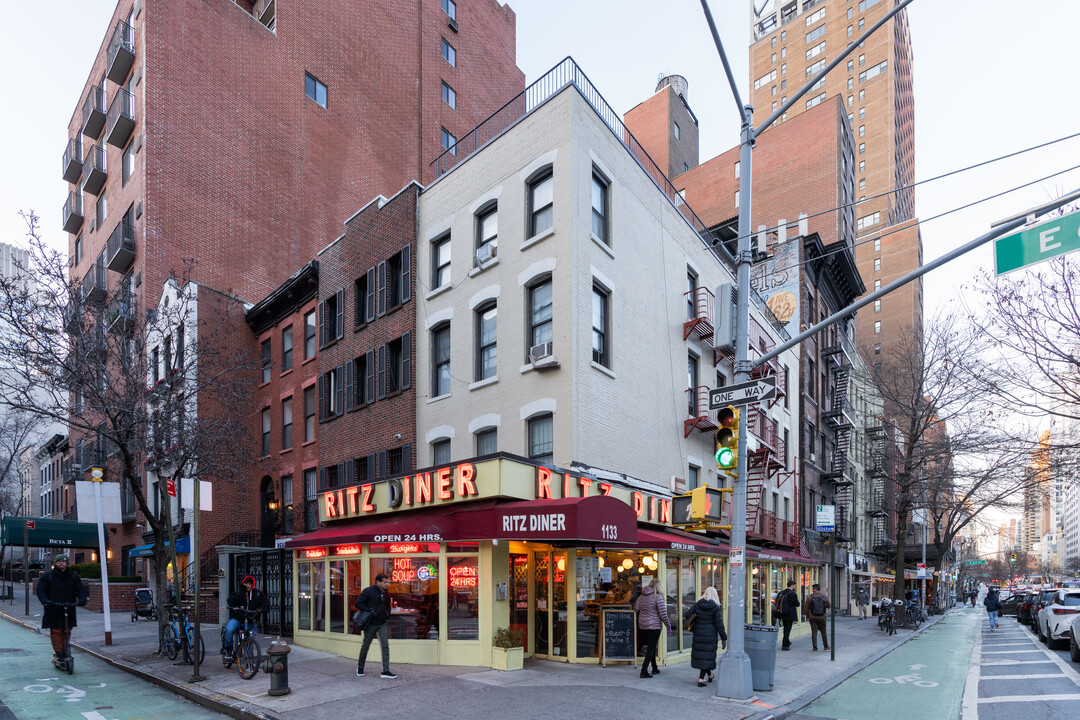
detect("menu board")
[601,608,637,667]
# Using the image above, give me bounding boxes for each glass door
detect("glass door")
[510,553,529,651]
[534,551,550,656]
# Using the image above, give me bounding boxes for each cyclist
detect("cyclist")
[36,554,89,663]
[223,575,268,660]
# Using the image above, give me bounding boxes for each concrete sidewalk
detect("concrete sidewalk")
[0,584,941,720]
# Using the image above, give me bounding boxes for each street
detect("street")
[793,606,1080,720]
[0,619,228,720]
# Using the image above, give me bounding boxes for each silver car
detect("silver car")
[1036,589,1080,650]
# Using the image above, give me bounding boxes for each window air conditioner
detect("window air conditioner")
[475,243,496,265]
[529,341,553,363]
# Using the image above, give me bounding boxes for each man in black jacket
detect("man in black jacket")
[36,554,88,660]
[223,575,269,658]
[774,580,800,651]
[355,573,396,679]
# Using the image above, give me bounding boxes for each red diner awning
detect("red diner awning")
[635,526,727,554]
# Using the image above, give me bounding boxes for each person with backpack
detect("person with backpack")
[633,578,671,678]
[855,585,871,619]
[774,580,800,650]
[983,588,1001,631]
[807,583,831,652]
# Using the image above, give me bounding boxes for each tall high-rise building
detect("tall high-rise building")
[749,0,921,359]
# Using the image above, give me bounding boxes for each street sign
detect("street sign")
[964,560,987,566]
[709,376,777,409]
[815,504,835,533]
[994,210,1080,275]
[166,478,177,497]
[25,520,35,530]
[917,562,928,579]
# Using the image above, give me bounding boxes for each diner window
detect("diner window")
[304,386,316,442]
[261,339,272,383]
[282,397,293,450]
[528,414,553,464]
[475,302,497,381]
[447,554,479,640]
[528,169,554,238]
[282,326,293,371]
[431,322,451,397]
[476,427,497,455]
[370,554,439,639]
[591,170,609,243]
[304,310,317,359]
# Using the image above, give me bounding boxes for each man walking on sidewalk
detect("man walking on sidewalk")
[983,588,1001,631]
[855,585,870,620]
[775,580,800,650]
[807,584,830,652]
[356,573,397,679]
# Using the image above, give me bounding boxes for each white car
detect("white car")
[1072,612,1080,663]
[1036,589,1080,650]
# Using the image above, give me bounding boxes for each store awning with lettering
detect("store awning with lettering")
[130,536,191,557]
[0,516,99,549]
[635,526,726,554]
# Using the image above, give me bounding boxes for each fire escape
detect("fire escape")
[866,423,896,557]
[820,324,855,543]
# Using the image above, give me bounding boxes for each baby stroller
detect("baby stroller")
[131,588,157,621]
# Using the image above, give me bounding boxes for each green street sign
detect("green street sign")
[965,560,987,565]
[994,210,1080,275]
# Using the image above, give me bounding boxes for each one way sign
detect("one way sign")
[709,376,776,409]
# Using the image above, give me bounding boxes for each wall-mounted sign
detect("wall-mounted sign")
[303,548,326,559]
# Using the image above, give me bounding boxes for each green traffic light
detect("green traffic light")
[716,446,735,468]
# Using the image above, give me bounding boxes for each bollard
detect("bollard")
[262,639,292,696]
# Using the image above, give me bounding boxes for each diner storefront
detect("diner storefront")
[285,455,816,668]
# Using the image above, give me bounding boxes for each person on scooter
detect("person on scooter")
[223,575,268,659]
[36,554,89,662]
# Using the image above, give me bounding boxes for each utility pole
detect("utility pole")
[698,0,916,699]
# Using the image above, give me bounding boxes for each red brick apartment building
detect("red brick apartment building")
[59,0,523,576]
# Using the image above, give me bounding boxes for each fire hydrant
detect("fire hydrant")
[262,639,291,696]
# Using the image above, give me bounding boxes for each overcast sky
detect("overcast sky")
[3,0,1078,315]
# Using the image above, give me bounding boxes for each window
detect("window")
[321,366,343,419]
[781,46,786,59]
[261,339,272,383]
[874,258,881,272]
[859,107,865,119]
[673,121,680,139]
[96,193,107,226]
[75,234,83,265]
[857,211,880,230]
[874,279,881,291]
[753,69,777,90]
[848,24,853,37]
[858,143,865,155]
[354,272,370,325]
[429,234,451,290]
[304,386,316,442]
[771,37,776,48]
[476,303,497,381]
[848,77,854,90]
[304,468,318,531]
[442,0,456,20]
[874,300,881,313]
[781,63,786,75]
[282,397,293,450]
[781,31,786,41]
[781,79,786,91]
[476,204,498,259]
[441,38,455,66]
[304,72,327,108]
[734,161,740,179]
[353,352,373,406]
[304,311,316,359]
[859,178,866,191]
[859,89,866,102]
[441,81,456,109]
[591,171,609,243]
[528,170,553,237]
[805,25,825,43]
[261,408,271,456]
[528,279,553,352]
[476,428,497,455]
[805,7,825,25]
[384,246,411,310]
[848,7,854,19]
[687,353,699,416]
[859,161,865,173]
[432,438,451,465]
[874,343,881,355]
[282,326,293,371]
[847,59,855,72]
[859,61,888,83]
[874,237,881,252]
[122,141,135,185]
[382,334,411,397]
[441,128,457,156]
[688,465,699,490]
[805,41,825,61]
[686,270,697,320]
[280,475,293,534]
[874,321,881,335]
[859,124,865,137]
[859,17,866,30]
[320,289,344,347]
[432,322,451,396]
[771,53,776,63]
[592,285,610,368]
[806,92,826,109]
[528,414,553,464]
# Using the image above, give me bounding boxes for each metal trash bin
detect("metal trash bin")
[744,623,778,691]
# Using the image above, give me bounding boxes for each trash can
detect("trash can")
[744,623,778,691]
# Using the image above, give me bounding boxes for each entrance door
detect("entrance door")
[509,553,529,651]
[534,551,550,656]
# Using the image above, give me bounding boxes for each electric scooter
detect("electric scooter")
[49,602,78,674]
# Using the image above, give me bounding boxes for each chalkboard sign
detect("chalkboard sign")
[601,608,637,667]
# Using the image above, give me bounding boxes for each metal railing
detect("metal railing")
[82,84,106,138]
[62,191,84,233]
[106,219,136,272]
[106,88,135,146]
[106,19,135,84]
[62,137,83,182]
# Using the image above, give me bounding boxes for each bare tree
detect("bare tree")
[0,406,47,571]
[0,213,257,646]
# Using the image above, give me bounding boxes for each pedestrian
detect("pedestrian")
[684,586,727,687]
[223,575,269,658]
[983,588,1001,631]
[969,589,977,607]
[855,585,870,620]
[35,554,88,662]
[807,583,831,652]
[774,580,800,650]
[633,578,671,678]
[356,573,397,679]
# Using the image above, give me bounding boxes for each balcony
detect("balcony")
[81,261,107,305]
[748,510,797,547]
[747,406,781,455]
[105,219,135,272]
[106,20,135,84]
[105,88,135,148]
[62,191,84,234]
[682,286,715,341]
[82,85,106,139]
[105,287,134,334]
[81,144,107,196]
[683,386,720,437]
[62,137,83,184]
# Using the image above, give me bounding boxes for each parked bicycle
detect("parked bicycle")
[160,604,205,663]
[878,598,904,635]
[221,606,262,679]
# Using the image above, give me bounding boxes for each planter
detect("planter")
[491,646,524,671]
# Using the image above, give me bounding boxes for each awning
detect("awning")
[635,526,726,554]
[0,516,100,549]
[131,536,191,558]
[749,547,816,565]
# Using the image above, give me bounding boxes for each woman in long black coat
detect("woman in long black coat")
[684,586,727,687]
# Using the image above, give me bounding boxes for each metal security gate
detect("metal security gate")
[232,549,293,637]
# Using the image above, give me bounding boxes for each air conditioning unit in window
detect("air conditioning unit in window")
[475,243,497,265]
[808,452,817,465]
[670,475,686,493]
[529,341,559,370]
[448,17,459,33]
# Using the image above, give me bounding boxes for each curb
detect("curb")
[745,611,950,720]
[0,609,278,720]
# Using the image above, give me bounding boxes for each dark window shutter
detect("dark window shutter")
[400,245,411,303]
[376,262,387,317]
[377,345,387,400]
[401,332,412,390]
[402,444,412,472]
[317,301,325,348]
[346,459,355,485]
[334,364,344,416]
[366,453,376,480]
[335,289,344,340]
[318,374,325,422]
[365,349,376,404]
[337,462,346,486]
[377,451,387,479]
[319,467,326,490]
[344,360,354,412]
[365,267,376,323]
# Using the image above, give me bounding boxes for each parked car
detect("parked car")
[999,593,1025,617]
[1030,589,1061,634]
[1070,612,1080,663]
[1017,591,1039,625]
[1036,589,1080,649]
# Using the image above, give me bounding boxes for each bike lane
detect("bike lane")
[0,618,225,720]
[799,609,978,720]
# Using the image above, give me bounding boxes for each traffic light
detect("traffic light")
[1009,553,1017,563]
[715,406,740,474]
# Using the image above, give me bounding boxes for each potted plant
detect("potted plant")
[491,627,525,671]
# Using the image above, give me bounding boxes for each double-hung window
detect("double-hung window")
[527,279,553,354]
[528,414,553,465]
[476,204,497,262]
[528,170,553,237]
[432,234,451,289]
[282,326,293,371]
[432,322,451,397]
[591,171,609,243]
[282,397,293,450]
[304,72,327,108]
[261,408,271,456]
[261,339,272,383]
[476,302,497,380]
[591,285,610,368]
[441,81,456,109]
[304,311,316,359]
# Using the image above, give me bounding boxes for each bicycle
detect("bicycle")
[221,607,262,679]
[160,604,205,664]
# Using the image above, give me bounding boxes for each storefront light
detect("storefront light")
[621,559,633,570]
[638,565,645,574]
[598,556,605,568]
[556,557,566,572]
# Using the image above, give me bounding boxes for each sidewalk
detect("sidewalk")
[0,584,940,720]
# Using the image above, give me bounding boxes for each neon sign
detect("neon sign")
[303,548,327,558]
[322,462,478,520]
[449,565,478,588]
[334,544,361,556]
[389,543,421,554]
[391,557,413,582]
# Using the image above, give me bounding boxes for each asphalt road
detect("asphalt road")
[0,619,229,720]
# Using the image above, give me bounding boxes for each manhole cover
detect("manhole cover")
[0,648,26,654]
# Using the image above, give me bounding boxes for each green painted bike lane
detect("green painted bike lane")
[802,610,978,720]
[0,617,225,720]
